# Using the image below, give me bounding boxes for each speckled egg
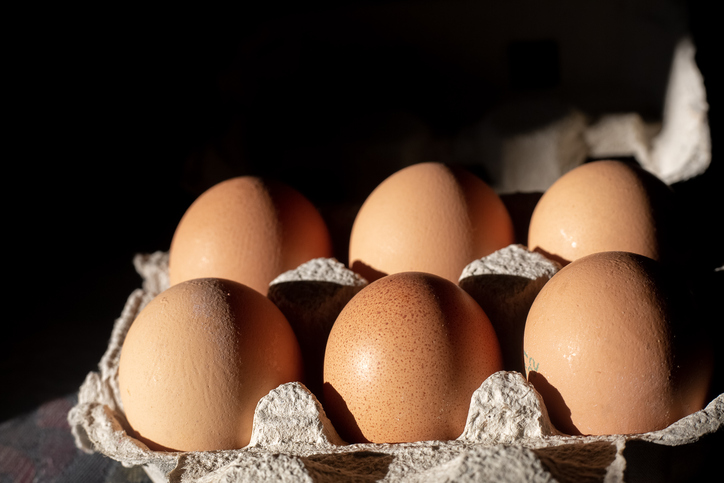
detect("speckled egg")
[118,278,304,452]
[323,272,503,443]
[169,176,333,295]
[348,162,515,284]
[523,251,712,436]
[527,160,686,266]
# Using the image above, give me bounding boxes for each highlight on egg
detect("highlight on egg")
[523,251,713,436]
[168,176,333,295]
[323,271,504,444]
[348,162,515,284]
[118,278,304,452]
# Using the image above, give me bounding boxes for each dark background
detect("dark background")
[4,0,722,422]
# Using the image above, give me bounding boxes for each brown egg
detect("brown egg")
[323,272,503,443]
[348,162,514,284]
[523,251,712,436]
[118,278,303,452]
[527,160,685,266]
[169,176,333,295]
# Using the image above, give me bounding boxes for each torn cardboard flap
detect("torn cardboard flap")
[452,35,710,194]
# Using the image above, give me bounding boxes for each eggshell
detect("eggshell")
[348,162,515,284]
[527,160,686,266]
[323,271,503,443]
[118,278,304,452]
[168,176,333,295]
[523,251,712,436]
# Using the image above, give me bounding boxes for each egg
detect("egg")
[527,160,685,266]
[323,271,503,443]
[523,251,713,436]
[169,176,333,295]
[348,162,515,284]
[118,278,304,452]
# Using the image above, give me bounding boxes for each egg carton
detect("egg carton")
[67,17,720,477]
[67,246,723,482]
